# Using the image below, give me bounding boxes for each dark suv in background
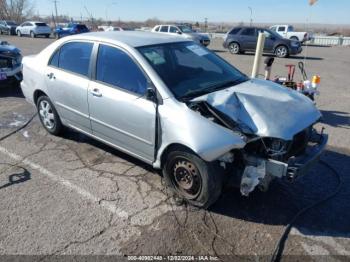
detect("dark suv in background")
[0,21,18,35]
[223,27,302,58]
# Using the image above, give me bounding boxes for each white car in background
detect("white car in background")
[105,26,124,32]
[152,24,211,47]
[270,25,313,43]
[16,21,51,38]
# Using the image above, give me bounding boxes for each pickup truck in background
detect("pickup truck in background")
[270,25,313,43]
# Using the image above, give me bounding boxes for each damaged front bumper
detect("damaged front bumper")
[241,130,328,196]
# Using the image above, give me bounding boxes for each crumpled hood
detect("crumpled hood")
[193,79,322,140]
[0,41,21,55]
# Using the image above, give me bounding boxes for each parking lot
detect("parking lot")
[0,35,349,260]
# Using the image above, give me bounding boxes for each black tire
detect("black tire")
[0,30,3,35]
[55,33,60,39]
[275,45,289,58]
[36,96,63,136]
[290,36,299,41]
[30,31,36,38]
[45,34,50,38]
[163,149,223,209]
[17,30,22,37]
[228,42,240,54]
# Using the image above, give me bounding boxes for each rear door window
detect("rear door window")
[96,44,148,95]
[160,26,169,32]
[229,28,241,35]
[241,28,256,36]
[57,42,93,77]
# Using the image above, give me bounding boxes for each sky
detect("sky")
[33,0,350,25]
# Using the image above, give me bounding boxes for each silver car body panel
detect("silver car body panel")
[192,78,321,140]
[21,32,323,171]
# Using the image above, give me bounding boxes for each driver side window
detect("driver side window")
[96,45,148,96]
[169,26,178,33]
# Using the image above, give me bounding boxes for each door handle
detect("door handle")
[90,88,102,97]
[47,72,56,80]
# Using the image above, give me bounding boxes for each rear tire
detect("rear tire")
[163,149,223,209]
[228,42,240,54]
[17,30,22,37]
[45,34,50,38]
[36,96,63,136]
[30,31,35,38]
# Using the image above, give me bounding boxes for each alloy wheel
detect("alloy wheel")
[39,100,55,130]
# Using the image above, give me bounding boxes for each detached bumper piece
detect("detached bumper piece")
[285,131,328,181]
[240,129,328,196]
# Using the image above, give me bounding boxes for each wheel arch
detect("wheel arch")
[33,89,48,105]
[159,143,197,169]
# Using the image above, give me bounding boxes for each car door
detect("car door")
[88,44,156,163]
[277,26,287,38]
[258,29,275,53]
[24,22,32,34]
[45,41,93,133]
[19,23,26,34]
[239,28,257,50]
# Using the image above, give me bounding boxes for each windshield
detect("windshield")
[138,42,248,100]
[178,25,193,33]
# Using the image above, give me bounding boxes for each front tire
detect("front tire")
[163,149,223,209]
[17,30,22,37]
[37,96,63,136]
[228,42,240,54]
[275,45,289,58]
[30,31,36,38]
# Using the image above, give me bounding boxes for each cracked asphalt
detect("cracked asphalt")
[0,35,349,261]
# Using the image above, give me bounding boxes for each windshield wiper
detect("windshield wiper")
[180,79,245,101]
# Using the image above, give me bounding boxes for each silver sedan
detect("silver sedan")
[21,31,327,208]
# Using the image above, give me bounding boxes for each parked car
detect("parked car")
[16,21,51,38]
[270,25,313,43]
[0,41,22,86]
[54,23,89,39]
[0,20,18,35]
[21,32,327,208]
[152,24,211,47]
[223,27,302,58]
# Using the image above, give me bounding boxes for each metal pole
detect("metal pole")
[251,32,265,78]
[248,7,253,27]
[53,0,59,23]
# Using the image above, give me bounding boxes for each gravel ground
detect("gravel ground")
[0,35,349,261]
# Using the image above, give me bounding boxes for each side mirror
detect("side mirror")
[146,87,157,102]
[176,30,182,35]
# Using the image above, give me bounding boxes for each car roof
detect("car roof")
[67,31,190,47]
